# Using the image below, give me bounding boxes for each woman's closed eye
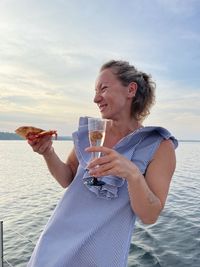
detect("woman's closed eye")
[101,86,108,92]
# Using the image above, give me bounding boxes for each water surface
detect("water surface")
[0,141,199,266]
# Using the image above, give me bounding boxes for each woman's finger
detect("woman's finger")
[37,140,52,155]
[28,139,39,146]
[85,146,112,155]
[29,136,52,154]
[87,154,113,169]
[89,161,115,176]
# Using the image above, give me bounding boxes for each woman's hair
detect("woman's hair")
[100,60,156,121]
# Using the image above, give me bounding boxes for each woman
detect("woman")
[27,60,178,267]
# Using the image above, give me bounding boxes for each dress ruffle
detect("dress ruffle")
[82,171,125,199]
[72,117,178,200]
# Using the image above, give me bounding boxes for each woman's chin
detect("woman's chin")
[100,112,109,119]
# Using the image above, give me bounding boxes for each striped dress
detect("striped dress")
[27,116,178,267]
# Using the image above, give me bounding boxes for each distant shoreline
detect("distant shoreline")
[0,132,199,142]
[0,132,72,141]
[178,140,200,142]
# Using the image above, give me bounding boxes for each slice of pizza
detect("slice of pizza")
[15,126,57,141]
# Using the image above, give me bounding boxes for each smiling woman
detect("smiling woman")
[95,60,155,122]
[26,59,178,267]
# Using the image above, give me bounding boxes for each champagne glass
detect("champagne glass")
[86,117,107,186]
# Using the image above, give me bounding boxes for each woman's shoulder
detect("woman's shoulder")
[140,126,178,149]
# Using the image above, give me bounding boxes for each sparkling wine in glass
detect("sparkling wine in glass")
[86,117,107,186]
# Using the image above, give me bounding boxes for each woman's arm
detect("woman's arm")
[86,139,176,224]
[43,147,79,188]
[126,140,176,224]
[29,136,79,188]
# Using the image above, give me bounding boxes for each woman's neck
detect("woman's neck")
[108,118,141,136]
[104,118,142,148]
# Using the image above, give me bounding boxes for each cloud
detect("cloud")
[145,77,200,139]
[0,0,199,138]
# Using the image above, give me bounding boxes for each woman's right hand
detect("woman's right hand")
[28,135,54,158]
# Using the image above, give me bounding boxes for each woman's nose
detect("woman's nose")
[93,93,102,103]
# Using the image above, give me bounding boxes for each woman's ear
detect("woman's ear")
[128,82,137,98]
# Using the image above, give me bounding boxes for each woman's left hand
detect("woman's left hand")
[85,146,140,181]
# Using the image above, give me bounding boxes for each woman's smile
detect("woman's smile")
[98,103,107,113]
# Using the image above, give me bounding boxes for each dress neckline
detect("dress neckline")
[111,126,145,149]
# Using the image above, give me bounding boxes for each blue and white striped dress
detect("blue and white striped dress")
[27,117,178,267]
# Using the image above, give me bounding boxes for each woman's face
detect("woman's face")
[94,68,132,120]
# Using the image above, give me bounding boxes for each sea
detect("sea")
[0,140,200,267]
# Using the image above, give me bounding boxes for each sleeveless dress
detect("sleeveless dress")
[27,117,178,267]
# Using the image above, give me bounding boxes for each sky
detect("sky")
[0,0,200,139]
